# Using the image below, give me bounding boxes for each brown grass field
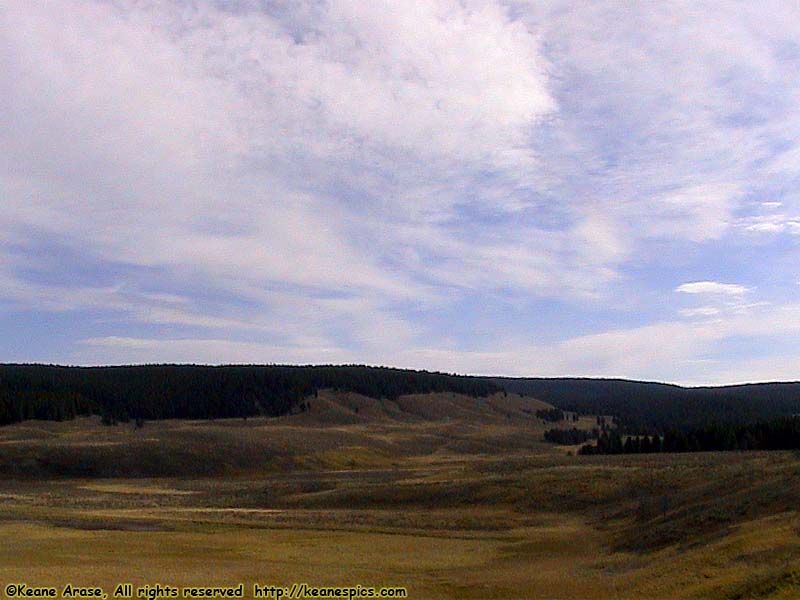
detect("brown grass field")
[1,391,799,599]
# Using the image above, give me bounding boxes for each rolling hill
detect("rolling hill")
[495,377,800,431]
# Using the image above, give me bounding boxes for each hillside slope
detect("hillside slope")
[0,364,498,425]
[0,390,580,478]
[496,377,800,431]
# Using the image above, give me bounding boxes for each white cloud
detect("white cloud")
[0,0,558,305]
[675,281,750,296]
[683,355,800,386]
[679,306,720,318]
[78,336,352,366]
[5,1,800,382]
[78,301,800,384]
[740,215,800,235]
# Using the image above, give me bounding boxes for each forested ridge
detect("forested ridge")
[6,365,800,434]
[0,364,498,425]
[495,377,800,432]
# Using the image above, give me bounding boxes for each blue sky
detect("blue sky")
[2,1,800,384]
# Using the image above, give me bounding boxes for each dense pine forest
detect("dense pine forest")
[543,428,595,445]
[5,365,800,437]
[496,377,800,431]
[0,364,498,426]
[578,416,800,454]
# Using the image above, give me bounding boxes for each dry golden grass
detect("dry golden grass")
[0,392,799,599]
[78,484,198,496]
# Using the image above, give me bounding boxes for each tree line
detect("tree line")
[495,377,800,432]
[543,427,595,445]
[536,408,565,422]
[577,416,800,454]
[0,364,499,426]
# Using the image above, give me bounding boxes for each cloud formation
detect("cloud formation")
[675,282,750,296]
[2,1,800,383]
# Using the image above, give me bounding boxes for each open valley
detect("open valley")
[1,391,799,599]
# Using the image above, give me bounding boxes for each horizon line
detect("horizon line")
[2,362,798,390]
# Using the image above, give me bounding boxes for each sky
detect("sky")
[2,1,800,385]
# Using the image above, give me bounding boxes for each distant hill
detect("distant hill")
[0,389,562,479]
[0,364,498,426]
[494,377,800,432]
[5,363,800,433]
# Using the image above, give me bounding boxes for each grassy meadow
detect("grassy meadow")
[1,391,799,599]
